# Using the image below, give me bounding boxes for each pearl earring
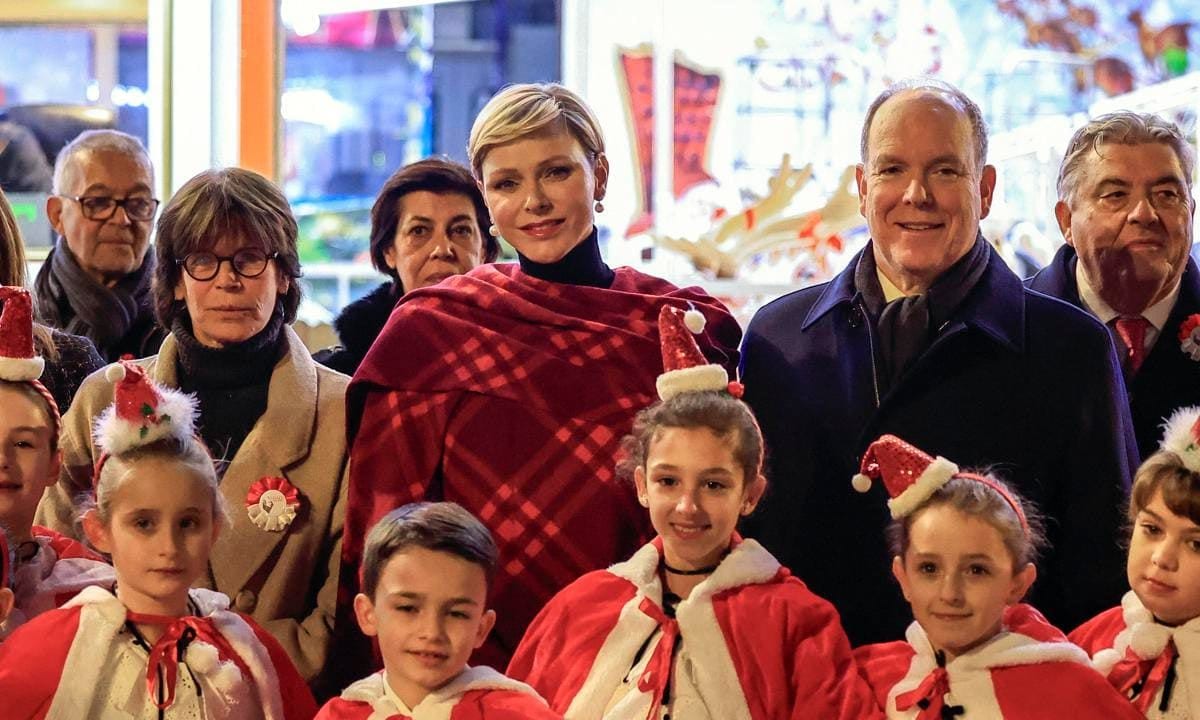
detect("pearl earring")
[488,224,500,237]
[594,201,605,214]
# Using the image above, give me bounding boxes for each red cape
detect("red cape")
[344,265,741,668]
[508,539,880,719]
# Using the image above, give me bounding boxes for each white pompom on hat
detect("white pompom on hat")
[655,304,730,401]
[0,286,45,382]
[1158,406,1200,474]
[851,434,960,519]
[93,360,198,457]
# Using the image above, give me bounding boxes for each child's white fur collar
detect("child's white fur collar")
[341,666,544,719]
[606,536,781,602]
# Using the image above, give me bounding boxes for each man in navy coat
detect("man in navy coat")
[741,80,1137,645]
[1028,112,1197,460]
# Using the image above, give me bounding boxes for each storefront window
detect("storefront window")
[281,0,560,315]
[0,22,148,254]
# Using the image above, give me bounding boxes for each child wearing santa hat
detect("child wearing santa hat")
[1070,407,1200,717]
[0,358,317,719]
[507,304,881,719]
[851,434,1141,719]
[0,286,114,639]
[316,501,560,719]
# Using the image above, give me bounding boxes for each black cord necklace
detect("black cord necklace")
[662,561,720,576]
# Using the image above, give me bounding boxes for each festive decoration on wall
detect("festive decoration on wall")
[618,46,722,238]
[654,155,861,281]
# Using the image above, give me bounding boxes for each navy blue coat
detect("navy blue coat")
[1028,245,1200,460]
[740,243,1137,645]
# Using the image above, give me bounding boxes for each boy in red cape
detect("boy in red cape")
[318,502,559,719]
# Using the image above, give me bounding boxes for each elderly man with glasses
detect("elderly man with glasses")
[35,129,164,361]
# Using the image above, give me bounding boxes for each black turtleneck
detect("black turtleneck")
[172,311,286,469]
[517,227,614,288]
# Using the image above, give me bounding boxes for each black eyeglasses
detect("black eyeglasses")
[177,248,279,281]
[63,195,160,222]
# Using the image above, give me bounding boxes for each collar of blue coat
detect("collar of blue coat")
[801,239,1025,354]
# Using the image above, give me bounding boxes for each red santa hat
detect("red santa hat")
[656,304,740,401]
[851,434,960,518]
[0,286,44,382]
[93,360,197,458]
[1159,406,1200,474]
[853,434,1030,531]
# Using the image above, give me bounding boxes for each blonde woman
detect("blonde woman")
[344,83,742,669]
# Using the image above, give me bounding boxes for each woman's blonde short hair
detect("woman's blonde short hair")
[467,83,605,179]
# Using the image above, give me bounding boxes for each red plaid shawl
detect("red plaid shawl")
[344,264,741,668]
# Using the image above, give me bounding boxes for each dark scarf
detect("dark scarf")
[34,240,156,359]
[517,227,614,288]
[172,310,285,467]
[855,235,990,389]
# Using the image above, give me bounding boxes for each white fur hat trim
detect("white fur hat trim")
[92,385,198,457]
[656,363,728,401]
[886,456,959,519]
[0,355,44,382]
[1159,406,1200,474]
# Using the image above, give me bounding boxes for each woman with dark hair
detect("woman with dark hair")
[315,157,499,375]
[35,167,350,692]
[0,186,102,412]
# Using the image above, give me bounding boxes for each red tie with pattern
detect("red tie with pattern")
[1114,316,1151,373]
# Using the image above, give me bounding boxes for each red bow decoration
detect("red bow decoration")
[636,596,680,720]
[126,610,252,710]
[1108,642,1177,713]
[895,665,957,720]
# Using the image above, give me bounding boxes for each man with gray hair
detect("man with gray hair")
[1030,112,1197,459]
[741,79,1135,644]
[34,129,164,361]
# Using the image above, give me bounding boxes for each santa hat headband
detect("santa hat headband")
[852,434,1029,532]
[92,361,198,479]
[0,287,44,382]
[0,287,61,441]
[1158,406,1200,474]
[655,304,742,401]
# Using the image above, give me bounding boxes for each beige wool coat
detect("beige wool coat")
[35,327,350,685]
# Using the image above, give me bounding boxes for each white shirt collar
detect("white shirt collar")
[877,267,907,302]
[1075,261,1180,331]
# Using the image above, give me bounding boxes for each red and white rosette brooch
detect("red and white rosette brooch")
[1180,314,1200,361]
[246,477,301,532]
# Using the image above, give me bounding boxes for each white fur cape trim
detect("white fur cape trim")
[45,586,286,720]
[886,621,1089,717]
[1160,406,1200,474]
[0,355,44,382]
[4,539,116,637]
[1089,591,1200,718]
[656,364,728,401]
[564,540,779,719]
[342,667,546,719]
[92,383,198,456]
[887,456,959,519]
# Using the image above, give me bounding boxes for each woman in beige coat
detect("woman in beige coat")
[35,167,349,693]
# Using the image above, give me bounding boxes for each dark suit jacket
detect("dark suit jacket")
[741,243,1137,645]
[1028,245,1200,460]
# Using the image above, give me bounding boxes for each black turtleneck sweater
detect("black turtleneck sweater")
[172,312,286,469]
[517,227,614,288]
